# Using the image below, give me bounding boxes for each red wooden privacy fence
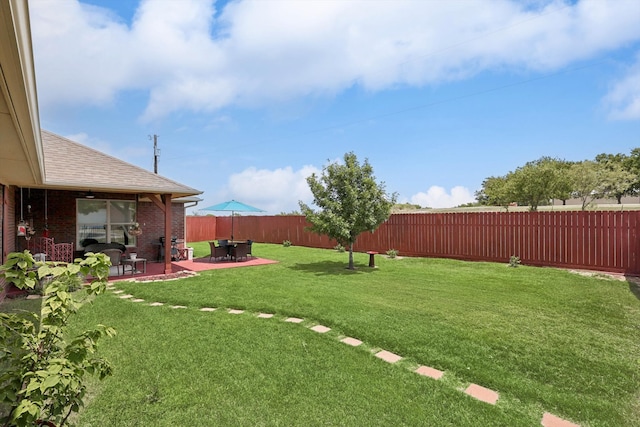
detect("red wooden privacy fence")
[187,211,640,275]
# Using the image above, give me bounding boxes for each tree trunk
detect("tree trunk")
[348,243,355,270]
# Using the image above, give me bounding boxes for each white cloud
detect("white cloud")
[30,0,640,120]
[214,165,320,214]
[605,53,640,120]
[410,186,475,209]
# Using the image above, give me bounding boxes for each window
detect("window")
[77,199,137,248]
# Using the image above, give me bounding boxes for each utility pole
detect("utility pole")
[150,134,160,174]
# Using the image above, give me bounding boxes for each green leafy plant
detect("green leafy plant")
[334,244,345,253]
[0,250,115,427]
[386,249,399,258]
[282,240,292,247]
[509,255,521,267]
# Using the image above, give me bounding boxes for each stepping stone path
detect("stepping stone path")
[109,286,583,426]
[464,383,499,405]
[341,337,362,347]
[541,412,581,427]
[374,350,402,364]
[415,365,444,380]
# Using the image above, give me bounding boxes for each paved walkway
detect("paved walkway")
[107,282,581,427]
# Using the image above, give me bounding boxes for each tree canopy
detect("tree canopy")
[476,149,640,210]
[299,152,397,270]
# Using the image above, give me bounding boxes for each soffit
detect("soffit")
[0,0,43,186]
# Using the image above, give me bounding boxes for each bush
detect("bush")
[0,251,115,427]
[509,255,521,267]
[334,244,345,252]
[282,240,292,247]
[386,249,399,258]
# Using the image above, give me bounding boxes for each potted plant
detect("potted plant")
[129,222,143,236]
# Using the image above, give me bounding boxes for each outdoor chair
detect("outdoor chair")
[230,242,249,262]
[247,240,253,258]
[209,241,228,262]
[51,242,74,263]
[101,248,124,275]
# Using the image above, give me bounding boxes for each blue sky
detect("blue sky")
[29,0,640,214]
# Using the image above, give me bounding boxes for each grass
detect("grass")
[3,242,640,426]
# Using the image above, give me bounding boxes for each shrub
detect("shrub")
[334,244,345,252]
[282,240,292,247]
[509,255,521,267]
[386,249,399,258]
[0,250,114,427]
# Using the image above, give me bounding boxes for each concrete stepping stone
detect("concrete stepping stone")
[131,298,145,303]
[341,337,362,347]
[171,305,187,309]
[26,295,42,300]
[229,309,244,314]
[119,294,133,299]
[285,317,304,323]
[149,302,164,306]
[464,383,499,405]
[112,290,124,294]
[375,350,402,364]
[310,325,331,333]
[415,365,444,380]
[200,307,216,312]
[258,313,274,318]
[541,412,580,427]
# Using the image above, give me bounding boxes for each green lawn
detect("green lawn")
[5,242,640,426]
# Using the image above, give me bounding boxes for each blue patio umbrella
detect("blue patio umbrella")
[201,199,264,240]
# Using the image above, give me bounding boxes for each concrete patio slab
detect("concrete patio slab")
[415,365,444,380]
[464,383,499,405]
[375,350,402,363]
[341,337,362,347]
[541,412,580,427]
[310,325,331,333]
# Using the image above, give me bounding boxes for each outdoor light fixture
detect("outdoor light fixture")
[85,191,95,199]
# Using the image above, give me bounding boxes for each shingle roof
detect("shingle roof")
[41,130,202,198]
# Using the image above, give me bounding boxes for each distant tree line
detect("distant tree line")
[475,149,640,211]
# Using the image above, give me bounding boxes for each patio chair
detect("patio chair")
[101,248,124,275]
[51,242,74,263]
[209,241,228,262]
[230,242,249,262]
[247,240,253,258]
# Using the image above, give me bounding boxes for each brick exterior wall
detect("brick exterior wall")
[10,188,185,263]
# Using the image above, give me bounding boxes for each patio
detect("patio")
[108,256,278,281]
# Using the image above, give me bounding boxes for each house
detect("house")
[0,0,202,299]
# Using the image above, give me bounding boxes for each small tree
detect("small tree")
[0,251,114,427]
[299,152,397,270]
